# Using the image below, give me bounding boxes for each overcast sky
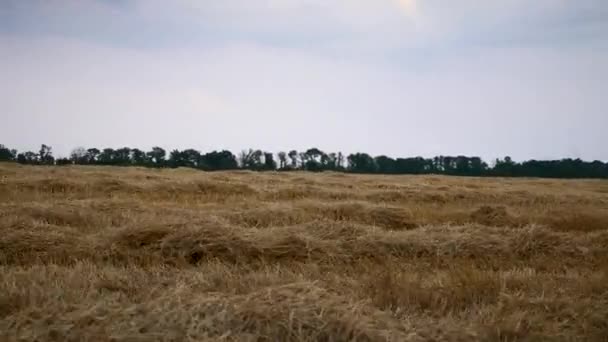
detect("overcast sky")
[1,0,607,161]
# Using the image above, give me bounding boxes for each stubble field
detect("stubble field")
[0,163,607,341]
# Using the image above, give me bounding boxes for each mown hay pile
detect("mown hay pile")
[1,163,607,341]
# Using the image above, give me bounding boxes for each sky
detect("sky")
[1,0,607,161]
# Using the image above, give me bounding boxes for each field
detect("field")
[0,163,607,341]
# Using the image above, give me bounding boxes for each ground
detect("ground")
[0,163,607,341]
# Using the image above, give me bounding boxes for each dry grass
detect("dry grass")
[1,163,607,341]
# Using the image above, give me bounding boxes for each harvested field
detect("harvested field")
[1,163,607,341]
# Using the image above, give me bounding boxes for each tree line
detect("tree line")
[1,143,607,179]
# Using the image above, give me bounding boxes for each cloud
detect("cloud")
[0,1,607,160]
[394,0,418,17]
[2,0,607,52]
[2,31,606,160]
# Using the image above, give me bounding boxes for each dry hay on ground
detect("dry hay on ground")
[1,163,607,341]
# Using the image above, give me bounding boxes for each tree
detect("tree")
[56,158,72,166]
[277,151,287,169]
[305,148,324,163]
[167,149,205,169]
[336,152,345,170]
[432,156,442,172]
[470,157,487,176]
[442,156,455,174]
[4,142,608,179]
[114,147,132,165]
[182,149,201,168]
[347,153,376,173]
[176,149,201,168]
[201,150,237,170]
[263,152,277,171]
[302,148,326,171]
[455,156,470,175]
[39,144,54,165]
[98,148,115,165]
[326,153,338,170]
[130,148,147,166]
[320,153,330,168]
[288,150,299,169]
[239,149,263,170]
[168,149,186,168]
[494,156,516,177]
[394,157,429,174]
[86,148,101,164]
[70,147,88,164]
[0,144,16,161]
[299,151,308,169]
[17,151,39,164]
[375,155,396,174]
[147,147,166,167]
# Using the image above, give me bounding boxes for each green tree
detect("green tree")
[374,155,396,174]
[288,150,299,169]
[200,150,237,170]
[494,156,516,177]
[180,149,201,168]
[98,148,115,165]
[347,153,376,173]
[301,148,327,171]
[114,147,132,165]
[239,149,263,170]
[86,148,101,164]
[470,157,487,176]
[56,158,72,166]
[394,157,429,174]
[277,151,287,169]
[263,152,277,170]
[130,148,148,166]
[147,147,166,167]
[39,144,54,165]
[326,153,339,170]
[17,151,38,164]
[0,144,16,161]
[70,147,88,164]
[168,149,186,168]
[337,152,345,170]
[455,156,470,175]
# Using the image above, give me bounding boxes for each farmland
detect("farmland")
[1,163,607,341]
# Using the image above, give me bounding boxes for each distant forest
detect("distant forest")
[1,143,607,179]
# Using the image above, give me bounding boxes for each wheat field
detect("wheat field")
[0,163,607,341]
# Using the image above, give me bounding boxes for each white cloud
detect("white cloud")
[1,1,607,160]
[394,0,419,17]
